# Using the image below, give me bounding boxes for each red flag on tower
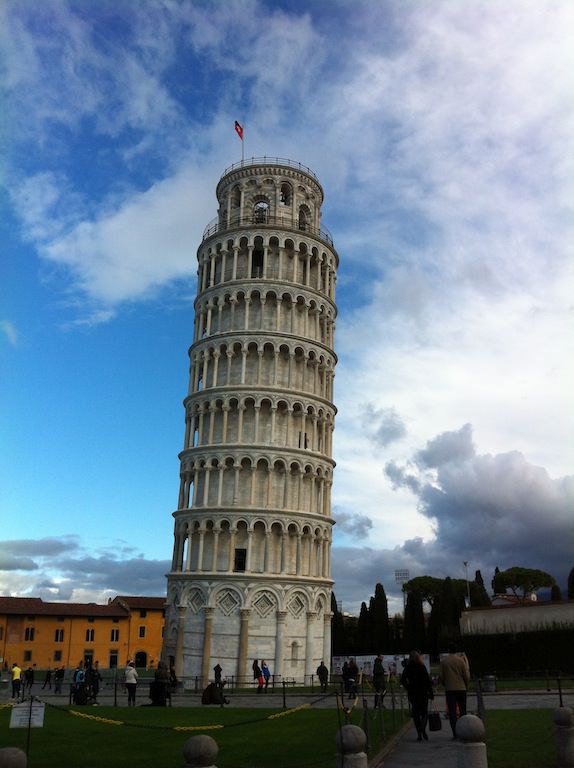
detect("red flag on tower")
[234,120,244,141]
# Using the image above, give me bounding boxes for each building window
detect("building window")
[109,651,118,669]
[54,650,62,662]
[234,548,246,572]
[139,609,147,618]
[26,615,36,621]
[112,618,119,624]
[54,629,64,642]
[86,629,95,642]
[57,616,65,622]
[87,616,94,623]
[110,629,119,642]
[25,627,35,642]
[24,651,32,662]
[0,627,3,641]
[138,626,146,639]
[161,625,165,638]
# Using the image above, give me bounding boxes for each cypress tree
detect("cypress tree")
[357,602,370,654]
[568,567,574,599]
[403,590,426,651]
[370,583,390,651]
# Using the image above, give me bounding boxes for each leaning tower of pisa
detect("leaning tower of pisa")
[164,157,338,684]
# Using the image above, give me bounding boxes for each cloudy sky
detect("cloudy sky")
[1,0,573,615]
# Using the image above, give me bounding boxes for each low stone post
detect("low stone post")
[182,734,218,768]
[335,724,367,768]
[456,714,488,768]
[554,707,574,768]
[0,748,27,768]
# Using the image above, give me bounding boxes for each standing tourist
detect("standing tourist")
[125,661,139,707]
[11,663,22,700]
[316,661,329,693]
[261,660,271,692]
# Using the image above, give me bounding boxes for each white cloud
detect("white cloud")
[0,321,18,346]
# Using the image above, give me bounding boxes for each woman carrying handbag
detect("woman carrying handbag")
[400,650,435,741]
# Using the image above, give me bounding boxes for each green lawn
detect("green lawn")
[0,703,404,768]
[485,710,555,768]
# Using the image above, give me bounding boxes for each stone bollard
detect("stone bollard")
[456,714,488,768]
[0,748,27,768]
[182,734,218,768]
[554,707,574,768]
[336,724,368,768]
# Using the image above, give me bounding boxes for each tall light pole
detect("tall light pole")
[463,561,471,608]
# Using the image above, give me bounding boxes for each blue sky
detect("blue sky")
[1,0,573,613]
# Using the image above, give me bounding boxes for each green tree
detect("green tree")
[403,590,426,651]
[495,566,555,600]
[551,584,562,602]
[369,583,390,652]
[568,567,574,599]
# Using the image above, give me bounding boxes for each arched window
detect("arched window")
[280,183,292,205]
[253,201,269,224]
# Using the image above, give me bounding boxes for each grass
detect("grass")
[0,702,404,768]
[485,709,555,768]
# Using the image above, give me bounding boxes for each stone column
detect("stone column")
[175,606,187,678]
[336,724,368,768]
[305,611,316,680]
[237,609,251,682]
[201,607,214,684]
[323,612,332,666]
[554,707,574,768]
[456,714,488,768]
[274,611,287,680]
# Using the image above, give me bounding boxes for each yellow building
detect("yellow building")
[0,595,165,670]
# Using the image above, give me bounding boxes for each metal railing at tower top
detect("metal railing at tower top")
[202,212,334,246]
[219,156,321,183]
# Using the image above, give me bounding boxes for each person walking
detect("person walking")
[125,661,139,707]
[401,651,434,741]
[316,661,329,693]
[439,643,470,738]
[42,667,53,690]
[372,654,386,709]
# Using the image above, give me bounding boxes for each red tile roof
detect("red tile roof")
[0,596,128,617]
[111,596,167,610]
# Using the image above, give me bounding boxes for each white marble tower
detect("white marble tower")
[164,157,338,683]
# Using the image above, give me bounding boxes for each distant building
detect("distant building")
[0,595,165,670]
[460,600,574,635]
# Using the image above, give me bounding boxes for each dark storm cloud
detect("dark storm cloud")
[362,404,407,448]
[332,424,574,613]
[0,536,80,559]
[335,510,373,539]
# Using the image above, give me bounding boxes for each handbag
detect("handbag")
[428,701,442,731]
